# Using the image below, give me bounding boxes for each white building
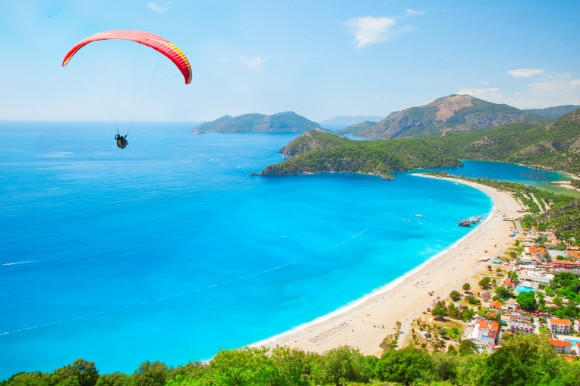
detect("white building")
[548,318,572,335]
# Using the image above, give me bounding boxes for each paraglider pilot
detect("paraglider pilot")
[115,132,128,149]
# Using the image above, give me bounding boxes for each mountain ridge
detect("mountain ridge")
[320,115,386,126]
[524,105,579,119]
[344,95,550,139]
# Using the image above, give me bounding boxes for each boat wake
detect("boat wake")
[2,260,44,267]
[332,228,368,248]
[0,261,297,337]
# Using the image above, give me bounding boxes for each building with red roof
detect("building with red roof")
[503,277,514,288]
[489,300,503,310]
[550,339,572,354]
[548,318,572,334]
[469,318,501,346]
[552,259,580,274]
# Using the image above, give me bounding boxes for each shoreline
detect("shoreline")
[257,174,524,356]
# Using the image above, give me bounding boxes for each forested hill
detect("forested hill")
[344,94,550,139]
[192,111,321,133]
[259,131,463,179]
[259,108,580,178]
[524,105,580,119]
[457,107,580,174]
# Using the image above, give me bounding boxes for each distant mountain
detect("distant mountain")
[353,95,550,139]
[320,115,386,126]
[339,121,378,135]
[524,105,580,119]
[192,111,321,133]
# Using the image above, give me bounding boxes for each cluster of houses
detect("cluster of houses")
[462,229,580,356]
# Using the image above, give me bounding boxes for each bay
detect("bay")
[0,122,561,378]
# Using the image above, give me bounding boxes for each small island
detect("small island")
[192,111,321,133]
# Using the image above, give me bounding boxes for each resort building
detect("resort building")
[519,271,553,286]
[519,255,538,266]
[505,313,534,335]
[551,260,580,275]
[505,299,519,312]
[548,318,572,335]
[509,313,532,324]
[469,318,501,346]
[567,249,580,260]
[503,277,514,288]
[574,320,580,335]
[550,339,572,355]
[509,320,535,334]
[489,300,503,310]
[526,246,547,259]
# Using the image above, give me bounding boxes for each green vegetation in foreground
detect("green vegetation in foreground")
[259,108,580,178]
[4,334,580,386]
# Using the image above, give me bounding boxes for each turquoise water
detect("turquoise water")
[562,337,580,345]
[514,285,536,293]
[435,160,569,187]
[0,122,563,378]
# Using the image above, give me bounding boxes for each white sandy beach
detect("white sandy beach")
[259,174,525,356]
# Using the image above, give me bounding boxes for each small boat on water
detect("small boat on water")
[469,215,482,224]
[459,215,482,227]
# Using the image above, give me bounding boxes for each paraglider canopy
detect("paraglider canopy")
[62,30,192,84]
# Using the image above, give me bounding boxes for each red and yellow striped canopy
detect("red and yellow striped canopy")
[62,30,192,84]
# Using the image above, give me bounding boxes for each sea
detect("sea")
[0,121,569,378]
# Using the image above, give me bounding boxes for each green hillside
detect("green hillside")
[450,108,580,174]
[525,105,580,119]
[260,131,462,178]
[259,108,580,178]
[339,121,378,135]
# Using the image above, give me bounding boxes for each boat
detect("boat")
[458,219,471,227]
[469,215,482,224]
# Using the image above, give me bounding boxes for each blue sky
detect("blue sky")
[1,0,579,122]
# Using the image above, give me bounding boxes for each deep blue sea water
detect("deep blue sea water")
[0,122,567,378]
